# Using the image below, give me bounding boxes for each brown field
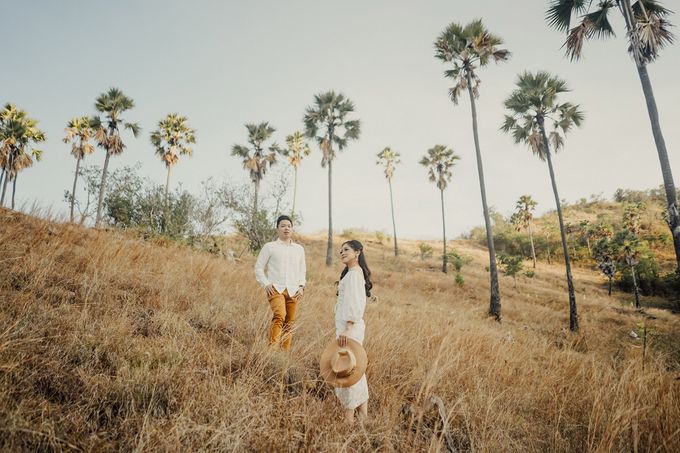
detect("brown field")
[1,208,679,452]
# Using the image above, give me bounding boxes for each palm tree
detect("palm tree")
[304,91,361,266]
[282,131,311,218]
[0,104,46,208]
[420,145,461,273]
[231,122,280,213]
[512,195,538,268]
[434,19,510,321]
[63,116,96,222]
[501,71,585,332]
[92,88,140,227]
[377,147,401,257]
[546,0,680,272]
[150,113,196,207]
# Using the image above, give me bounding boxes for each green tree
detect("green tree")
[150,113,196,207]
[231,122,280,213]
[447,249,470,286]
[546,0,680,273]
[282,131,311,217]
[597,254,617,296]
[498,253,525,288]
[434,19,509,321]
[304,91,361,266]
[420,145,461,273]
[511,195,538,268]
[376,146,401,257]
[501,71,584,332]
[0,104,46,208]
[418,242,434,260]
[63,116,96,222]
[607,231,646,308]
[92,88,141,227]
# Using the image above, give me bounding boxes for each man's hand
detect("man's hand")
[294,286,304,300]
[337,334,348,347]
[265,284,276,297]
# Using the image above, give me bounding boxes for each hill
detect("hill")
[0,208,679,452]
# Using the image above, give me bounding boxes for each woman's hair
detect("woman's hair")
[339,240,373,297]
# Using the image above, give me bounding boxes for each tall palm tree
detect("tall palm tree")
[434,19,510,321]
[0,104,46,208]
[150,113,196,207]
[501,71,585,332]
[420,145,461,273]
[231,122,280,213]
[304,91,361,266]
[377,147,401,257]
[282,131,311,218]
[92,88,140,227]
[512,195,538,268]
[63,116,96,222]
[546,0,680,272]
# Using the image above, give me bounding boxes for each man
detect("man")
[254,215,306,351]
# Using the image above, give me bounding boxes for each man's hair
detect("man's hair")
[276,215,293,227]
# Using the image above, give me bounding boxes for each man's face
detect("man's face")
[277,220,293,240]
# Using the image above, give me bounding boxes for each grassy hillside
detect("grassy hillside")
[1,208,679,452]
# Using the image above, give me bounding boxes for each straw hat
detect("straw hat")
[320,338,368,388]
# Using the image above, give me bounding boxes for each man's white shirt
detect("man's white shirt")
[254,239,307,296]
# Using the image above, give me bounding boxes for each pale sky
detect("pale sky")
[2,0,678,239]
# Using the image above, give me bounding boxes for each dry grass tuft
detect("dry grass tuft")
[1,207,679,451]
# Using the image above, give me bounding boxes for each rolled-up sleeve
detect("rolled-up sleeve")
[254,244,271,288]
[345,272,366,323]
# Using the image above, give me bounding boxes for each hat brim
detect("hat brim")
[320,338,368,388]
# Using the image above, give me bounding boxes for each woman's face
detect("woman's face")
[340,243,360,265]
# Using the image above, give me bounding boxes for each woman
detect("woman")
[335,239,373,424]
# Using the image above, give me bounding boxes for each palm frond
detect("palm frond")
[546,0,591,33]
[231,144,250,158]
[124,122,141,137]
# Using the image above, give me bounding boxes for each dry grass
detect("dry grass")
[1,207,679,452]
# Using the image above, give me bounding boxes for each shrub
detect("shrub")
[417,242,433,260]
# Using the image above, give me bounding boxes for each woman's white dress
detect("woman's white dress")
[334,267,368,410]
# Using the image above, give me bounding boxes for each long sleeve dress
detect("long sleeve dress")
[334,266,369,410]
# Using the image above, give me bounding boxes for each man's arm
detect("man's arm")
[299,246,307,288]
[254,243,271,288]
[294,246,307,298]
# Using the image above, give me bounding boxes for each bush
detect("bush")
[341,228,357,238]
[375,231,387,245]
[417,242,433,260]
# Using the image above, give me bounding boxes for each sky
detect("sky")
[1,0,678,239]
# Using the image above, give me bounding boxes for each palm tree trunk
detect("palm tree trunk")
[636,64,680,272]
[70,157,82,222]
[292,167,298,218]
[540,123,579,332]
[620,0,680,272]
[0,173,8,207]
[440,188,447,273]
[11,174,17,210]
[326,158,333,266]
[163,165,172,234]
[389,178,398,257]
[253,179,259,214]
[165,165,172,208]
[1,150,16,207]
[95,152,111,227]
[467,74,501,321]
[528,220,537,268]
[630,263,641,309]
